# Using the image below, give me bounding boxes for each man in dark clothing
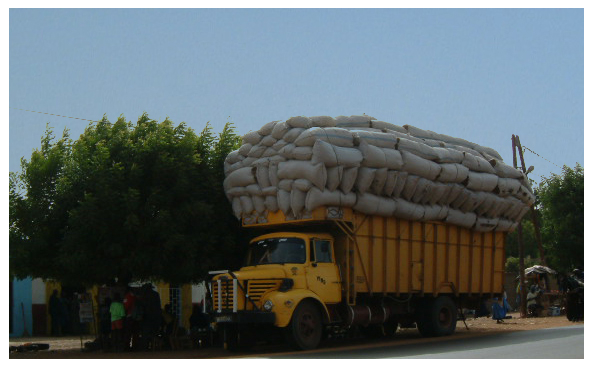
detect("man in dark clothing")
[49,290,62,336]
[140,284,162,350]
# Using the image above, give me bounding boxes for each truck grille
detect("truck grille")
[247,280,282,302]
[212,279,236,311]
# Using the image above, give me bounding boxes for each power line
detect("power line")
[521,145,562,169]
[11,107,99,123]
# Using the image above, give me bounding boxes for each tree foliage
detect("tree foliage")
[10,114,244,285]
[537,164,584,272]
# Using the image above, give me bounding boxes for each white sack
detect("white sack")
[311,140,363,167]
[260,135,277,147]
[397,137,439,161]
[291,188,307,217]
[354,193,396,217]
[335,115,374,127]
[293,178,313,191]
[393,198,425,220]
[370,168,388,195]
[226,187,247,198]
[360,140,387,167]
[256,166,271,188]
[355,167,375,194]
[403,124,439,140]
[277,189,291,216]
[401,174,421,201]
[442,184,465,206]
[264,195,279,212]
[278,179,293,191]
[496,219,517,232]
[391,171,409,198]
[433,147,464,163]
[310,116,337,127]
[465,171,499,192]
[326,166,343,191]
[271,139,288,151]
[226,150,244,164]
[239,195,254,214]
[515,185,535,206]
[340,167,359,194]
[258,121,278,136]
[423,204,449,221]
[425,182,451,205]
[242,131,262,145]
[295,127,355,147]
[461,152,495,174]
[286,116,312,129]
[305,187,357,212]
[383,148,404,170]
[247,144,267,158]
[283,128,306,143]
[268,162,279,186]
[277,161,327,189]
[224,167,256,190]
[383,170,397,197]
[253,195,266,214]
[371,121,407,133]
[401,151,442,181]
[245,184,263,196]
[474,217,499,232]
[353,131,397,149]
[271,121,290,139]
[496,177,522,196]
[451,188,471,209]
[411,178,432,204]
[437,163,470,183]
[446,209,477,228]
[459,191,488,213]
[232,197,242,219]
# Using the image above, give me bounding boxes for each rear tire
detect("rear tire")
[417,296,457,337]
[289,300,323,350]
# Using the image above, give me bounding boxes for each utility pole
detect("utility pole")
[514,135,546,266]
[512,135,527,318]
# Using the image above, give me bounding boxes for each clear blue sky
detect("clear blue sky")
[9,8,583,185]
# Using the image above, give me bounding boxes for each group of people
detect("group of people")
[98,284,167,351]
[97,284,210,352]
[48,290,85,336]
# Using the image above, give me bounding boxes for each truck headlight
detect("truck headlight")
[263,299,274,311]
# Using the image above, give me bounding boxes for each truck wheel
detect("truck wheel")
[418,296,457,337]
[289,300,323,350]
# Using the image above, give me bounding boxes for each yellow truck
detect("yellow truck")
[210,206,506,350]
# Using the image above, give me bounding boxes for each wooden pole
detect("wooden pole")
[514,136,546,266]
[512,135,527,317]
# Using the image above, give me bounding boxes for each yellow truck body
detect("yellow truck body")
[210,206,507,350]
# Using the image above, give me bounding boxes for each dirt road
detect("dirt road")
[9,313,583,359]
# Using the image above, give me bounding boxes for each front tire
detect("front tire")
[289,300,323,350]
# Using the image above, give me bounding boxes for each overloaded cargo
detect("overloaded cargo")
[224,115,534,232]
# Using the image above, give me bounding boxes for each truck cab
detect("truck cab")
[211,231,341,349]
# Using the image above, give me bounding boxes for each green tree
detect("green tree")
[10,114,243,286]
[537,164,584,272]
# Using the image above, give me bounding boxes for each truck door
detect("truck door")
[305,238,342,303]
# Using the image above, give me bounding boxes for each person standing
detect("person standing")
[109,293,126,352]
[123,287,138,351]
[48,290,62,336]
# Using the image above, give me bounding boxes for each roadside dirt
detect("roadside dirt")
[9,313,583,359]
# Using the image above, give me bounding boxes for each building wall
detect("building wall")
[10,277,33,338]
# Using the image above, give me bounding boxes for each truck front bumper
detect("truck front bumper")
[213,311,276,324]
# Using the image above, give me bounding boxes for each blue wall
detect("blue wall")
[10,277,32,337]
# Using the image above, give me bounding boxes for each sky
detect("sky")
[9,8,584,185]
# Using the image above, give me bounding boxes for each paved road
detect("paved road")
[248,325,583,359]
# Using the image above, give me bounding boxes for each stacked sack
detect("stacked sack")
[223,115,535,232]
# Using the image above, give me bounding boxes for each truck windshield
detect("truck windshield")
[247,237,307,266]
